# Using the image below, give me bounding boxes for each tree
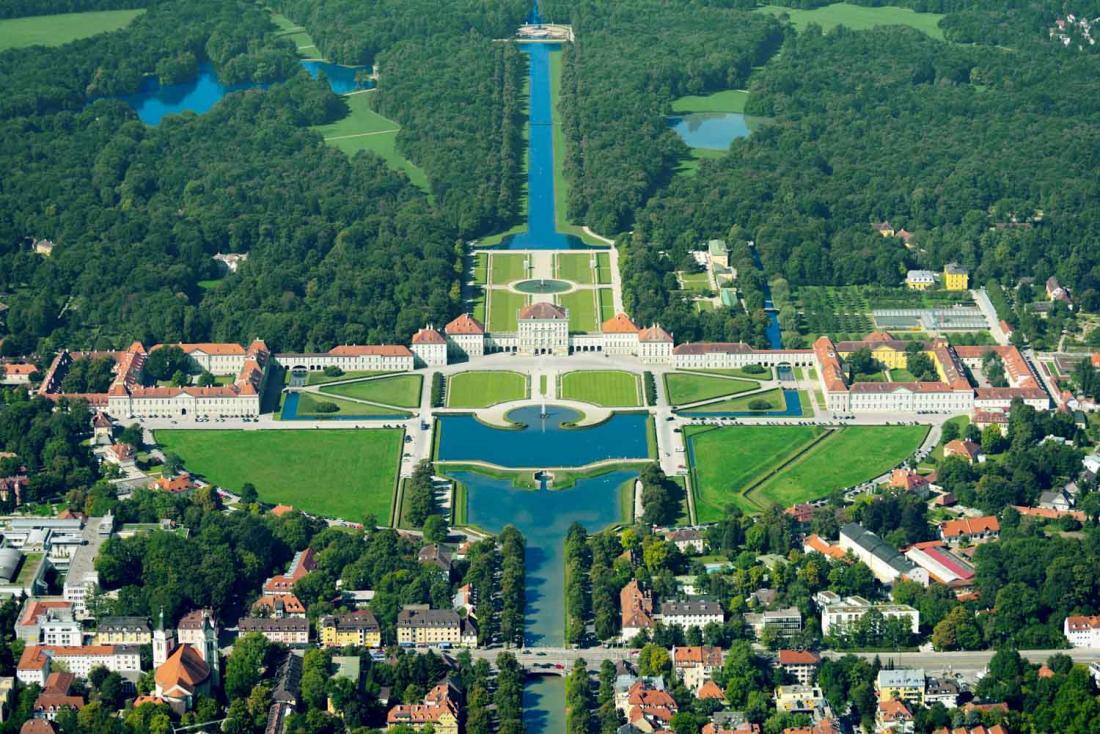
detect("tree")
[846,347,878,378]
[144,346,188,382]
[640,463,679,526]
[224,632,272,700]
[422,514,448,543]
[638,643,670,677]
[197,371,217,387]
[405,460,436,527]
[931,606,982,651]
[240,483,258,505]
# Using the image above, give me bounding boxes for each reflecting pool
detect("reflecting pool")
[458,469,633,645]
[667,112,753,150]
[436,405,649,467]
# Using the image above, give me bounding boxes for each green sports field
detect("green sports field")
[664,372,758,405]
[488,290,527,332]
[558,290,598,333]
[156,429,402,521]
[311,93,427,190]
[687,424,927,518]
[0,9,143,51]
[556,253,596,284]
[447,371,528,408]
[757,3,945,39]
[321,374,422,408]
[559,371,642,407]
[490,253,529,284]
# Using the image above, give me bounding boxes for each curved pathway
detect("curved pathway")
[440,398,612,428]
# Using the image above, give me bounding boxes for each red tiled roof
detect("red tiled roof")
[3,364,36,375]
[328,344,413,357]
[174,343,246,356]
[944,440,980,460]
[519,302,568,320]
[777,650,821,665]
[940,516,999,539]
[411,328,446,345]
[697,680,725,700]
[639,324,673,343]
[878,699,912,721]
[155,645,210,695]
[601,313,640,334]
[445,314,486,335]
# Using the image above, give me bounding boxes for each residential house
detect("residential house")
[32,672,83,721]
[906,270,936,290]
[263,548,316,596]
[876,669,925,707]
[1064,615,1100,648]
[621,580,654,641]
[613,675,666,714]
[874,221,895,237]
[783,722,838,734]
[1038,489,1073,512]
[777,650,820,686]
[94,617,151,646]
[785,504,816,525]
[671,646,723,690]
[1,364,36,386]
[104,443,135,467]
[396,606,477,648]
[889,469,931,497]
[418,544,453,575]
[625,680,678,731]
[839,523,928,586]
[252,594,306,619]
[696,680,725,702]
[932,727,1006,734]
[744,607,803,639]
[661,527,706,554]
[802,534,846,561]
[815,592,920,637]
[659,600,724,630]
[452,584,476,617]
[237,617,309,647]
[924,677,960,709]
[1047,276,1072,305]
[774,685,825,715]
[702,711,760,734]
[939,516,1000,545]
[386,682,461,734]
[154,473,196,494]
[943,440,981,464]
[320,611,382,649]
[876,699,914,733]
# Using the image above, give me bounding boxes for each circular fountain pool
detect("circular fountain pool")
[513,279,572,294]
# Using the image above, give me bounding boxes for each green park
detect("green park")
[447,371,529,408]
[0,9,144,51]
[559,370,642,407]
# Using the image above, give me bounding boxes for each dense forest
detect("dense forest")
[0,0,149,19]
[544,0,783,234]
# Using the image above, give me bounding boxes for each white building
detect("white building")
[17,645,141,686]
[815,592,919,637]
[15,600,81,646]
[444,314,486,359]
[659,600,724,630]
[905,270,936,288]
[175,342,249,375]
[517,302,570,356]
[743,607,803,639]
[839,523,928,586]
[1064,615,1100,648]
[411,327,448,367]
[638,324,674,364]
[277,345,415,373]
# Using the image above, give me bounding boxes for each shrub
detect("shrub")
[742,363,766,374]
[313,401,340,413]
[748,398,773,411]
[643,371,657,405]
[430,372,445,407]
[322,365,344,377]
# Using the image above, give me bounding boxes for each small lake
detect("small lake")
[117,60,370,125]
[436,405,649,467]
[458,468,632,645]
[668,112,753,150]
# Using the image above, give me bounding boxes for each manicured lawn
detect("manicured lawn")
[702,367,773,380]
[306,370,395,386]
[687,425,824,519]
[322,374,422,408]
[556,253,596,284]
[311,93,427,190]
[671,89,749,114]
[490,253,529,284]
[292,392,407,417]
[155,429,403,521]
[488,290,527,332]
[596,253,612,284]
[472,253,488,285]
[757,3,945,39]
[269,11,317,56]
[890,368,918,382]
[664,373,757,405]
[676,147,726,177]
[695,300,715,313]
[560,371,641,407]
[678,271,711,292]
[852,371,886,383]
[447,371,528,408]
[558,290,598,333]
[748,425,929,507]
[682,388,786,414]
[0,9,143,50]
[598,289,615,321]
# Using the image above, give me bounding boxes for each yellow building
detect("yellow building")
[836,334,909,370]
[396,605,478,648]
[319,611,381,649]
[95,617,153,646]
[876,669,925,706]
[943,263,969,291]
[387,683,460,734]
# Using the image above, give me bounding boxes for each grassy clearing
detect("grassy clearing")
[671,89,749,114]
[447,371,528,408]
[268,10,317,56]
[292,392,408,417]
[757,3,945,39]
[559,371,641,407]
[749,425,928,507]
[488,290,527,332]
[890,368,918,382]
[0,9,143,51]
[596,253,612,284]
[558,290,598,333]
[556,253,596,284]
[156,429,402,520]
[598,289,615,321]
[678,271,711,292]
[687,425,824,519]
[321,374,422,408]
[675,147,726,177]
[490,253,529,284]
[682,388,786,414]
[311,93,427,191]
[664,373,757,405]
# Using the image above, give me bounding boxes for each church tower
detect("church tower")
[152,609,175,668]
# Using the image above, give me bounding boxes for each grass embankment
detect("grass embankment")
[559,371,642,407]
[756,3,945,39]
[156,429,402,520]
[311,93,428,190]
[687,424,927,518]
[664,372,758,405]
[322,374,422,408]
[0,9,143,51]
[447,371,528,408]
